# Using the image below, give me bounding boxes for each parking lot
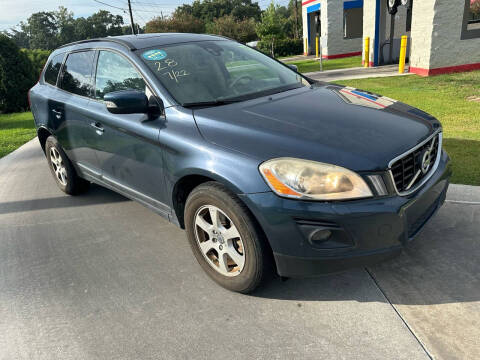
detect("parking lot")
[1,139,479,359]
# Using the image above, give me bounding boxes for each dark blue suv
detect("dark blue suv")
[29,34,451,293]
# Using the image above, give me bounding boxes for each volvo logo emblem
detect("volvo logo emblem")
[420,140,436,174]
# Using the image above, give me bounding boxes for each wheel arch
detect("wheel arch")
[37,126,53,154]
[171,169,244,229]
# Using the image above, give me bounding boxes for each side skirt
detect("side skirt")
[76,162,178,225]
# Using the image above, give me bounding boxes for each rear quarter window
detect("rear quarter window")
[44,53,64,86]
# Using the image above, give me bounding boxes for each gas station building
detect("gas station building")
[302,0,480,75]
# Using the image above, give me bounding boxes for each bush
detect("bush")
[257,38,303,58]
[0,34,36,113]
[145,14,205,34]
[206,16,257,43]
[21,49,51,79]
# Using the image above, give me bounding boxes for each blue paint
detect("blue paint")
[142,49,167,61]
[306,3,320,13]
[351,90,378,101]
[344,0,363,10]
[373,0,380,66]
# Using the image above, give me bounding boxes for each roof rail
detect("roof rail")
[57,37,136,51]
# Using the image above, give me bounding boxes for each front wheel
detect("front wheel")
[185,182,272,293]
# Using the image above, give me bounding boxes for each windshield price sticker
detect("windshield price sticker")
[142,49,167,61]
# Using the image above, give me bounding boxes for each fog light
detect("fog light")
[310,229,332,243]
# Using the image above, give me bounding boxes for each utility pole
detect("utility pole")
[127,0,136,35]
[294,0,299,39]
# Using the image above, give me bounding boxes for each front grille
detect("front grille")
[390,133,441,194]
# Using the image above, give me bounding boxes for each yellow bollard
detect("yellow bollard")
[364,37,370,68]
[316,36,319,58]
[304,38,308,55]
[399,35,408,74]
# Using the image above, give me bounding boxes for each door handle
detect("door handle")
[51,109,62,119]
[90,122,104,135]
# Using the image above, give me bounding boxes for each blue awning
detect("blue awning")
[307,3,320,14]
[344,0,363,10]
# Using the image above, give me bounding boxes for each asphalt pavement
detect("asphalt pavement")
[1,139,479,359]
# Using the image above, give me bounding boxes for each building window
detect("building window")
[343,7,363,39]
[461,0,480,39]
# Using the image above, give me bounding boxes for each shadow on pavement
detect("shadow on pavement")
[0,184,129,215]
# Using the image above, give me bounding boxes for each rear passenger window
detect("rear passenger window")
[44,53,64,86]
[60,51,95,97]
[95,50,146,100]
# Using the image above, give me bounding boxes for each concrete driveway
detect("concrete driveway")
[1,139,479,359]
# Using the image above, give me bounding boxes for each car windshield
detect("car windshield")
[136,40,309,106]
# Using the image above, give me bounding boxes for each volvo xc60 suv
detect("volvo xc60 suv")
[29,34,451,293]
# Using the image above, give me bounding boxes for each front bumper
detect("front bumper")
[239,151,451,277]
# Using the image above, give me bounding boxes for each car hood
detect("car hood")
[192,83,441,171]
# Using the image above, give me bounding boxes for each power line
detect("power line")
[93,0,128,11]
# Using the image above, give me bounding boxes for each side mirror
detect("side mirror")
[104,90,149,114]
[287,64,298,72]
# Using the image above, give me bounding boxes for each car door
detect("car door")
[86,49,169,215]
[56,50,101,177]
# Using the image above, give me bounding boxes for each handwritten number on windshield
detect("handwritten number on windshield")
[164,69,189,83]
[154,58,178,72]
[154,58,189,82]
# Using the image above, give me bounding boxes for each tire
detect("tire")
[185,182,272,293]
[45,136,89,195]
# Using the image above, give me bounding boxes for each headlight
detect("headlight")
[259,158,373,200]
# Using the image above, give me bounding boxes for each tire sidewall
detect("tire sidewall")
[45,136,75,194]
[185,184,265,293]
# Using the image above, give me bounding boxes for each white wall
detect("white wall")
[362,0,377,65]
[302,0,362,57]
[427,0,480,69]
[324,0,362,56]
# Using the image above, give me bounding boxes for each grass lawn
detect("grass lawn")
[285,56,362,73]
[0,112,36,158]
[336,71,480,186]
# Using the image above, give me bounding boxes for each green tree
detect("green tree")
[175,0,261,24]
[24,12,59,50]
[55,6,76,45]
[206,16,257,43]
[88,10,124,38]
[0,35,36,113]
[256,2,286,57]
[146,13,206,34]
[21,49,51,78]
[4,8,128,49]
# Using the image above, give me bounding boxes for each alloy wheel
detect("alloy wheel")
[194,205,245,277]
[49,147,67,186]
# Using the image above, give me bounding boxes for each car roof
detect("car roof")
[58,33,229,51]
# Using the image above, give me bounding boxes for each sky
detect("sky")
[0,0,183,31]
[0,0,280,32]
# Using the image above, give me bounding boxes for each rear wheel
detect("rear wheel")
[45,136,89,195]
[185,182,272,293]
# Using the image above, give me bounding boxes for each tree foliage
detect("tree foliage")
[175,0,261,24]
[255,2,286,56]
[206,16,257,43]
[21,49,51,78]
[3,8,128,50]
[145,13,206,34]
[0,35,36,113]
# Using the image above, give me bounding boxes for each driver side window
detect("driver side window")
[95,50,146,100]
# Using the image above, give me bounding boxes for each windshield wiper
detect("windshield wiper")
[182,99,241,108]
